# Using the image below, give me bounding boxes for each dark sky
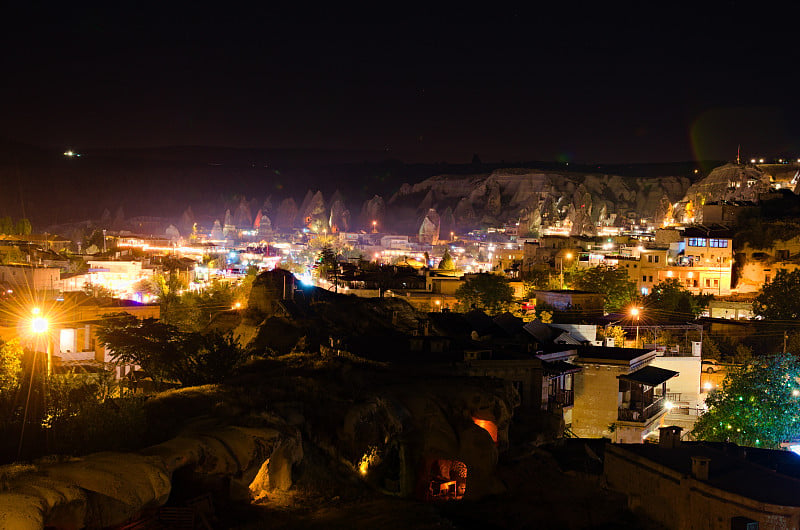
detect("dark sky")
[2,3,798,163]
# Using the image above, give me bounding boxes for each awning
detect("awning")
[543,360,582,376]
[617,365,678,386]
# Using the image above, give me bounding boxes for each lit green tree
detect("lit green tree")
[455,273,514,315]
[754,269,800,320]
[438,248,455,271]
[643,278,711,321]
[317,245,338,278]
[571,265,636,311]
[692,353,800,448]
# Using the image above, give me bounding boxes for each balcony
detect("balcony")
[618,396,665,422]
[547,389,574,411]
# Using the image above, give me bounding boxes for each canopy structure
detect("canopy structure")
[617,365,678,387]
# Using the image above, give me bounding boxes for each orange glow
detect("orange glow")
[472,418,498,443]
[423,459,468,501]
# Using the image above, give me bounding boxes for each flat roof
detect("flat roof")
[614,443,800,507]
[576,345,653,363]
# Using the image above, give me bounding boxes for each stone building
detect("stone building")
[606,430,800,529]
[570,346,677,442]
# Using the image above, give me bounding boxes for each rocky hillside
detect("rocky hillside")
[388,168,692,235]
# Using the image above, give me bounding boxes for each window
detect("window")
[647,255,653,262]
[642,275,647,282]
[688,237,707,247]
[649,276,653,282]
[713,279,719,287]
[693,280,698,287]
[709,239,728,248]
[654,255,659,263]
[705,279,710,287]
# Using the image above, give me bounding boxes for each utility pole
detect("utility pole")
[784,330,789,354]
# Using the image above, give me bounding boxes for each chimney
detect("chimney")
[691,456,711,480]
[659,426,683,449]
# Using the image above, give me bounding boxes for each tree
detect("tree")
[96,314,251,387]
[0,340,24,393]
[598,325,626,347]
[317,245,338,278]
[754,269,800,320]
[455,273,514,315]
[571,265,636,311]
[438,248,455,271]
[643,278,711,321]
[693,354,800,448]
[14,218,32,235]
[523,268,555,290]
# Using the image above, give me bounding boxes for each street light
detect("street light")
[630,306,640,346]
[559,252,573,289]
[30,310,51,376]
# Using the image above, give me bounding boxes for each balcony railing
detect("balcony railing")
[618,396,665,423]
[547,389,574,411]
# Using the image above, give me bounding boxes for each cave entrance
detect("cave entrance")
[472,417,498,443]
[425,459,467,501]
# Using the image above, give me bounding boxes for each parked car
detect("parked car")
[701,359,722,373]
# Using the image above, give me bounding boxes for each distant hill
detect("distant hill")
[0,138,721,230]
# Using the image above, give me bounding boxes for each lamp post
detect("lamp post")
[31,308,51,376]
[630,307,640,347]
[19,309,50,459]
[559,252,573,289]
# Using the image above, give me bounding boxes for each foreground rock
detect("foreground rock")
[0,423,302,529]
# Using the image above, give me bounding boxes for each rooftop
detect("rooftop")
[576,345,654,363]
[614,442,800,507]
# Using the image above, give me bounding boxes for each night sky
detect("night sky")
[2,3,798,164]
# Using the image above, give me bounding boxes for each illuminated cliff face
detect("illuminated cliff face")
[390,169,692,234]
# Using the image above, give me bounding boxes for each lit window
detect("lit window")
[688,238,707,247]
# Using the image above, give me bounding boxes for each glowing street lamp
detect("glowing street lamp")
[372,220,377,233]
[30,309,51,376]
[630,306,641,346]
[559,252,573,289]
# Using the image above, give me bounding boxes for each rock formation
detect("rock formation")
[418,208,440,244]
[165,224,180,241]
[232,196,253,228]
[329,198,350,233]
[275,198,298,229]
[301,191,327,232]
[179,206,195,236]
[674,163,770,223]
[361,195,386,230]
[388,169,692,236]
[210,220,223,240]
